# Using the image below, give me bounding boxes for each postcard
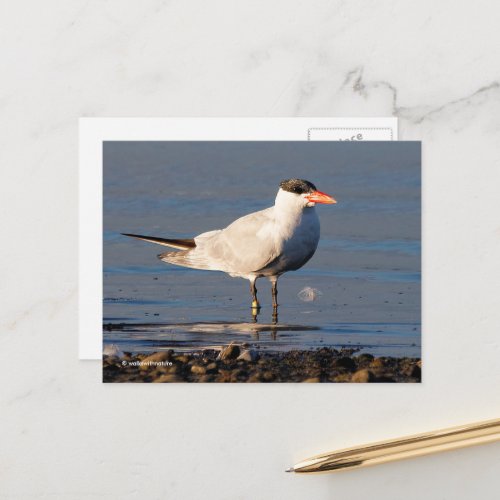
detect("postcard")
[80,117,398,360]
[99,139,420,383]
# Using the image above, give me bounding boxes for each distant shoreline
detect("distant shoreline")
[103,346,421,383]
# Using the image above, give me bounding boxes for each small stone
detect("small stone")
[202,349,218,359]
[410,364,421,379]
[218,344,240,360]
[175,355,190,363]
[153,374,183,383]
[356,353,374,364]
[103,344,125,357]
[103,364,119,375]
[333,357,356,372]
[139,352,173,371]
[302,377,320,383]
[351,369,375,383]
[230,369,247,381]
[370,358,385,369]
[237,350,259,362]
[191,365,206,375]
[262,371,275,382]
[105,355,120,365]
[216,370,232,382]
[143,351,172,363]
[206,362,218,373]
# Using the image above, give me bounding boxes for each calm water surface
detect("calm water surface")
[103,142,421,357]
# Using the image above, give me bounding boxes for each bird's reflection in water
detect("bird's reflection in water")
[103,320,320,350]
[251,306,279,339]
[272,307,278,326]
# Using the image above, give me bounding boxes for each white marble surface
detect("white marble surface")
[1,1,500,499]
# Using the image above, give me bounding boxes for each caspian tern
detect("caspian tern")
[123,179,336,311]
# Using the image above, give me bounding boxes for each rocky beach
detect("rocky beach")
[103,345,421,383]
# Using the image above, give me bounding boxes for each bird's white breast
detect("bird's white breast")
[259,206,320,276]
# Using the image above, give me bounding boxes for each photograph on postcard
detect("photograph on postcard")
[102,141,421,383]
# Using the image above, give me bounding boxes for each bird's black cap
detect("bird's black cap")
[279,179,317,194]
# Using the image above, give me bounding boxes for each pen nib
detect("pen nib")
[285,467,294,473]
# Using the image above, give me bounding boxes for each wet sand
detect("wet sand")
[103,346,421,383]
[103,318,420,358]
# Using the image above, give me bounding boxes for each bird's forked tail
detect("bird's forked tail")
[122,232,215,271]
[121,233,196,250]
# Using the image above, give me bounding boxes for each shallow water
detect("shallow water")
[103,141,421,357]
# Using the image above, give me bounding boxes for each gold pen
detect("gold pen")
[286,418,500,474]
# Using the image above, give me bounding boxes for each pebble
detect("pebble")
[237,350,259,362]
[230,369,247,381]
[370,358,385,369]
[103,344,124,357]
[138,352,172,371]
[105,355,120,365]
[356,353,375,364]
[303,377,320,383]
[216,370,232,382]
[191,365,206,375]
[410,364,421,379]
[202,349,218,358]
[351,369,375,383]
[333,357,356,372]
[152,374,183,383]
[218,344,240,360]
[143,351,172,363]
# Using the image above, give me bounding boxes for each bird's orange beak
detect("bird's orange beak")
[306,190,337,204]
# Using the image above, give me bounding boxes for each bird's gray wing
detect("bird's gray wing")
[196,207,280,274]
